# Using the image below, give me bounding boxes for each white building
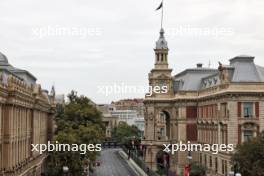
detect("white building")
[111,110,138,126]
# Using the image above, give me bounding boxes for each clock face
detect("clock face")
[159,80,165,88]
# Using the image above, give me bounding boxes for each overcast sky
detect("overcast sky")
[0,0,264,103]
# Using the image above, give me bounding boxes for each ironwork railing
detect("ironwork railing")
[121,146,159,176]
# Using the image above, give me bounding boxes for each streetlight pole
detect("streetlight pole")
[62,166,69,176]
[186,151,192,176]
[229,162,242,176]
[150,143,153,170]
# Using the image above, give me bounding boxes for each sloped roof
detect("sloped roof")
[0,52,37,83]
[173,67,218,91]
[173,55,264,92]
[230,55,263,82]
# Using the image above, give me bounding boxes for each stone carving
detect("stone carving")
[218,62,230,84]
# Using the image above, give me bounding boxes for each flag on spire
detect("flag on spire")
[156,0,164,28]
[156,1,163,11]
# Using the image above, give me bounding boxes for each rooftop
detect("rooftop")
[173,55,264,91]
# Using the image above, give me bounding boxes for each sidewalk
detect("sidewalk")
[118,150,148,176]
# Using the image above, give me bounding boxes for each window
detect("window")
[209,156,212,168]
[244,130,254,142]
[215,158,218,173]
[220,103,227,118]
[222,160,228,175]
[222,160,224,174]
[160,128,165,137]
[244,102,253,118]
[204,154,207,166]
[160,112,165,123]
[224,161,227,175]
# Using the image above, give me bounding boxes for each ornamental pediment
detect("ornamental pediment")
[156,74,171,79]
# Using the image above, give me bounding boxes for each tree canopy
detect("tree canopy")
[232,131,264,176]
[112,122,141,146]
[46,91,104,176]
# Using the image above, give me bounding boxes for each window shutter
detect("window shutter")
[186,106,197,119]
[186,124,197,141]
[255,102,259,119]
[238,102,242,118]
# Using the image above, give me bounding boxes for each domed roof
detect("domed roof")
[0,52,8,63]
[156,28,168,49]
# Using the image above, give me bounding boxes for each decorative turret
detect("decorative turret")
[154,28,169,69]
[147,28,173,98]
[156,28,168,49]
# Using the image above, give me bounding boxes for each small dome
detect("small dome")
[0,52,8,63]
[156,28,168,49]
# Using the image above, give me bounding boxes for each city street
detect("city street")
[94,148,138,176]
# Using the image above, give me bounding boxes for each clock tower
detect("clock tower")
[148,28,173,98]
[143,28,174,171]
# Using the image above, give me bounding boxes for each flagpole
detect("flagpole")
[161,0,164,29]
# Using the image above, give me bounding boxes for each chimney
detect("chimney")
[197,63,203,68]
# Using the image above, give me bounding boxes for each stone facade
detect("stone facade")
[111,99,144,117]
[0,53,55,176]
[142,29,264,176]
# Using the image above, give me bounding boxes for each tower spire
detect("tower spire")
[156,28,168,49]
[154,0,169,69]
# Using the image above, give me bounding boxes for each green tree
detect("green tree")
[112,123,141,145]
[190,162,207,176]
[46,91,104,176]
[232,131,264,176]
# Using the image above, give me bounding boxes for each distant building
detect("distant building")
[97,101,146,138]
[111,110,138,126]
[111,99,144,117]
[111,99,145,133]
[97,104,118,138]
[0,52,55,176]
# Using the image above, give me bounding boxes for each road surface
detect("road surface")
[94,148,138,176]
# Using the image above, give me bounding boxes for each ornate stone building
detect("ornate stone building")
[0,52,55,176]
[111,99,144,117]
[142,29,264,176]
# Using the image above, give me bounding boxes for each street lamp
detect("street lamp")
[62,166,69,176]
[185,151,192,176]
[229,171,235,176]
[230,161,242,176]
[187,151,192,165]
[229,172,242,176]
